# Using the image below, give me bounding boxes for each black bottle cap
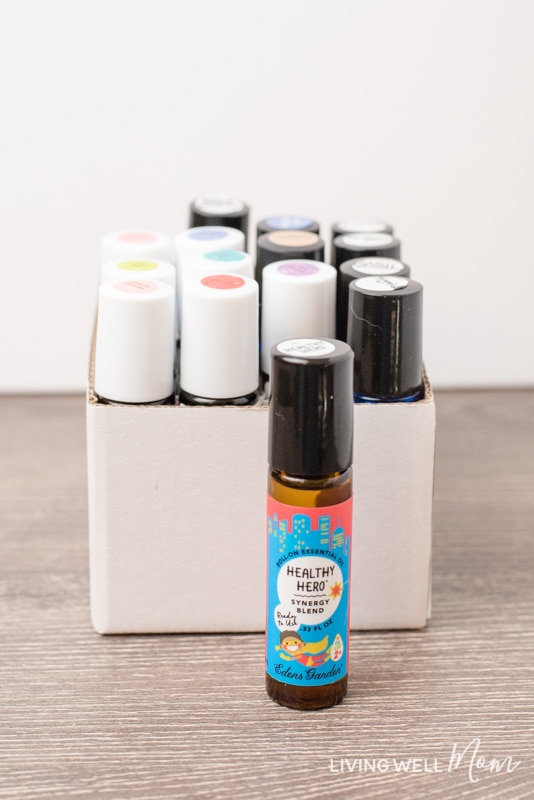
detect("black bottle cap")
[257,215,320,238]
[336,257,411,341]
[347,276,423,401]
[256,231,325,298]
[269,338,354,477]
[332,232,401,269]
[189,195,249,246]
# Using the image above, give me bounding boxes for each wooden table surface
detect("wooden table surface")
[1,391,533,800]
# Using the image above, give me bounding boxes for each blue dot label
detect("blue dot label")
[266,215,313,230]
[188,228,228,241]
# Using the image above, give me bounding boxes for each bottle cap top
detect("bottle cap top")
[175,226,245,253]
[260,260,336,374]
[332,232,401,268]
[100,258,176,291]
[339,257,410,279]
[94,280,175,404]
[255,232,325,291]
[101,230,173,265]
[333,218,394,236]
[267,230,319,248]
[348,277,423,400]
[180,274,259,400]
[191,195,247,216]
[181,250,254,285]
[264,215,315,229]
[269,338,353,477]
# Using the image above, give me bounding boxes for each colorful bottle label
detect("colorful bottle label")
[117,231,157,244]
[204,249,246,263]
[188,228,228,241]
[277,261,319,277]
[117,260,159,271]
[266,495,352,687]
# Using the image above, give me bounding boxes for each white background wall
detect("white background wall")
[0,0,533,391]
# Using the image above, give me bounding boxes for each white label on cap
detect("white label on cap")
[337,219,389,234]
[277,339,335,357]
[194,196,244,214]
[352,258,404,276]
[343,233,394,246]
[355,276,408,292]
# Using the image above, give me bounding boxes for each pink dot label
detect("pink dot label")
[201,274,246,290]
[117,232,158,244]
[278,262,320,277]
[114,280,159,294]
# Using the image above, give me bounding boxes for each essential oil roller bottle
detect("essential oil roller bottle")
[94,280,175,405]
[347,276,424,403]
[266,338,354,710]
[179,273,259,406]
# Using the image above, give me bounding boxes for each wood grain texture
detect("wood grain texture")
[0,391,533,799]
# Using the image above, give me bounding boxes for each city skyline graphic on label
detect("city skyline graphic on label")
[268,511,351,558]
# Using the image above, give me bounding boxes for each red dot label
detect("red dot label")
[201,274,246,290]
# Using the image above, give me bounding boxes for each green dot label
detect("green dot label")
[204,250,246,263]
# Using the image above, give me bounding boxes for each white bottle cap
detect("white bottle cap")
[174,227,246,335]
[180,274,259,401]
[94,279,175,404]
[100,258,176,292]
[101,231,173,264]
[260,259,336,375]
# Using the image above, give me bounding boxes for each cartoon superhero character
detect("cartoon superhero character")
[276,630,331,667]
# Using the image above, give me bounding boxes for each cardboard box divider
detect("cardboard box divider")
[87,330,435,633]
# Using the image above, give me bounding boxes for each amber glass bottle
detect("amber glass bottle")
[266,338,354,710]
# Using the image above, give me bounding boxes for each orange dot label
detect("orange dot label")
[268,231,319,248]
[201,274,246,290]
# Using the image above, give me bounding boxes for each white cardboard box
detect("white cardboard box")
[87,345,435,633]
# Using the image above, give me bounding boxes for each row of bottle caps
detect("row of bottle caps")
[94,196,423,406]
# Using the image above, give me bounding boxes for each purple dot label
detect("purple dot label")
[277,262,320,277]
[188,228,228,241]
